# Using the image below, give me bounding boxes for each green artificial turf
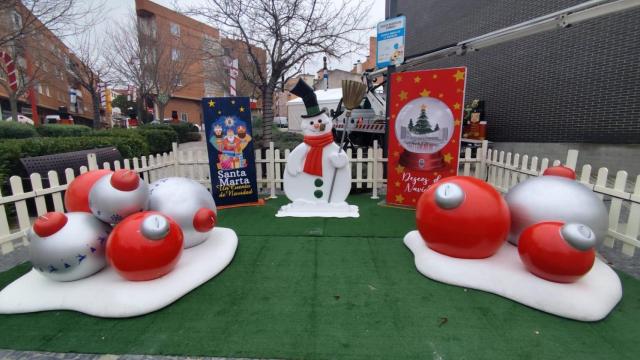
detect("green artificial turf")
[1,194,640,359]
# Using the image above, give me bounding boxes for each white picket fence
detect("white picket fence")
[0,141,638,258]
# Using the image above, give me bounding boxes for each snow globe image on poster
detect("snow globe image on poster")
[394,96,454,171]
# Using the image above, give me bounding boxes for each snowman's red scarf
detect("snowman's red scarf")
[303,132,335,176]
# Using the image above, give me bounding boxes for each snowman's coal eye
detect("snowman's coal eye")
[317,119,322,123]
[309,121,313,125]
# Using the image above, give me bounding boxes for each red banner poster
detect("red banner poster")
[386,67,467,207]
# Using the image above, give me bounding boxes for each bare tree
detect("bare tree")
[0,0,100,49]
[189,0,371,146]
[0,0,105,122]
[107,14,206,122]
[66,31,111,129]
[0,30,58,122]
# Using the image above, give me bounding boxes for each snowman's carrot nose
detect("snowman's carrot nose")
[111,169,140,191]
[33,212,68,237]
[193,208,217,232]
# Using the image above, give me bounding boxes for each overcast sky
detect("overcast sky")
[96,0,386,74]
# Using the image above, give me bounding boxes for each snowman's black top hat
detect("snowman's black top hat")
[290,79,325,118]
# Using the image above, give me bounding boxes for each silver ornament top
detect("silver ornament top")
[141,214,170,240]
[561,223,596,251]
[434,182,465,210]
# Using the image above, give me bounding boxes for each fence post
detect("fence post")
[268,142,277,198]
[172,142,180,177]
[479,140,488,180]
[87,153,99,171]
[371,140,380,199]
[565,149,579,170]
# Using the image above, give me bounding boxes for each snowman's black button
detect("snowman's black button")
[314,190,323,198]
[315,178,323,187]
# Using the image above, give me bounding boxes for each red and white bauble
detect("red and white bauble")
[28,212,112,281]
[89,169,149,224]
[64,169,112,212]
[505,171,608,245]
[107,211,184,281]
[518,221,597,283]
[148,177,217,248]
[416,176,511,259]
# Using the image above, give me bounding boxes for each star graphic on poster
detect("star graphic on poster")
[443,153,454,164]
[432,74,438,79]
[452,139,456,143]
[414,76,421,83]
[419,89,431,97]
[393,151,399,157]
[395,164,405,174]
[208,100,215,108]
[218,110,222,114]
[231,100,235,104]
[398,90,408,101]
[395,181,401,187]
[453,70,465,81]
[453,103,461,110]
[438,93,444,98]
[396,75,403,82]
[240,106,245,112]
[412,198,416,203]
[395,194,405,203]
[456,88,462,93]
[454,119,461,126]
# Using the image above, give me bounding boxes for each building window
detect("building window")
[37,83,43,94]
[170,23,180,37]
[181,112,188,122]
[45,86,50,97]
[171,48,180,61]
[12,11,23,30]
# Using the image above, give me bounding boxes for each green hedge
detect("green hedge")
[89,128,145,140]
[170,123,199,143]
[36,124,92,137]
[0,121,38,139]
[135,128,177,154]
[0,136,148,185]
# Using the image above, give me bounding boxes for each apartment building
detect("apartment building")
[135,0,265,126]
[0,2,96,125]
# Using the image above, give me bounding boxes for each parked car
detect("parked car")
[44,114,74,124]
[4,114,34,126]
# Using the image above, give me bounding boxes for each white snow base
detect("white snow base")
[404,230,622,322]
[276,199,359,218]
[0,227,238,318]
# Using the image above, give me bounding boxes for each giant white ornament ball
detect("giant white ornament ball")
[505,175,608,245]
[148,177,217,248]
[89,169,149,224]
[28,212,111,281]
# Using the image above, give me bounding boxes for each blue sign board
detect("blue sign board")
[376,16,406,68]
[202,97,259,206]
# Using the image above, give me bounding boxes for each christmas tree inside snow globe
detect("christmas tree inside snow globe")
[395,97,454,170]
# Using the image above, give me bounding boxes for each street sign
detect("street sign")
[376,15,406,68]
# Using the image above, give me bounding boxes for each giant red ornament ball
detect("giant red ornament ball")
[518,221,596,283]
[107,211,184,281]
[64,169,112,212]
[416,176,510,259]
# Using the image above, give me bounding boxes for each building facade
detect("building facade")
[389,0,640,173]
[392,0,640,144]
[135,0,265,127]
[0,2,96,125]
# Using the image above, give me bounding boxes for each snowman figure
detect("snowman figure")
[277,79,358,217]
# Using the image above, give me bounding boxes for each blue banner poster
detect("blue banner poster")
[202,97,259,206]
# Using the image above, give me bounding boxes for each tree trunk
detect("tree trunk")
[9,93,18,122]
[261,85,275,148]
[92,92,101,129]
[158,102,166,123]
